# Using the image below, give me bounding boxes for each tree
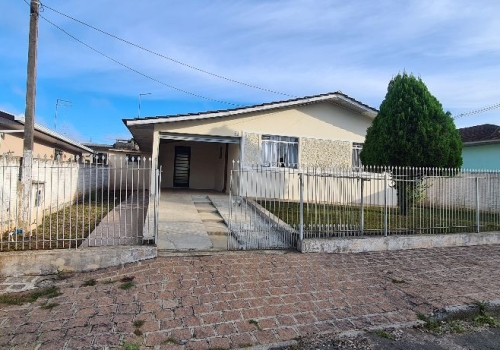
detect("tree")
[360,73,463,214]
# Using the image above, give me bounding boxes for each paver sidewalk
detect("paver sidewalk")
[2,245,500,349]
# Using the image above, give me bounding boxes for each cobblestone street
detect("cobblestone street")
[2,245,500,349]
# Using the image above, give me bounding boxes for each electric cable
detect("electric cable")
[453,102,500,120]
[37,1,296,98]
[39,13,242,107]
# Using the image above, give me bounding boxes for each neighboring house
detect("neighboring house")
[123,92,378,193]
[0,110,93,160]
[83,139,152,192]
[0,111,97,233]
[459,124,500,170]
[82,139,150,165]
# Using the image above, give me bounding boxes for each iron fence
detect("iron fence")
[228,164,500,248]
[0,154,157,251]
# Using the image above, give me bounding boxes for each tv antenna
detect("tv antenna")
[54,99,72,131]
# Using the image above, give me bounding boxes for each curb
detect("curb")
[432,299,500,320]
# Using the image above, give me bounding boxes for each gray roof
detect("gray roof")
[0,111,94,154]
[459,124,500,144]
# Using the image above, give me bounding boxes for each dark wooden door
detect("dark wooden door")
[173,146,191,187]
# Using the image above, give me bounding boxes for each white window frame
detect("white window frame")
[352,142,363,168]
[261,134,299,169]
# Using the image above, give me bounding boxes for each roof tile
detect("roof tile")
[459,124,500,143]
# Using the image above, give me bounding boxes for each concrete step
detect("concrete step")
[195,203,218,213]
[204,222,229,235]
[199,212,225,222]
[192,196,211,204]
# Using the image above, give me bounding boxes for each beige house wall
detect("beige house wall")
[153,102,371,142]
[0,133,84,161]
[153,102,371,169]
[151,101,372,192]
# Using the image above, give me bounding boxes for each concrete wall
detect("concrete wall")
[233,168,397,204]
[424,172,500,212]
[106,152,152,191]
[0,156,152,234]
[0,246,156,277]
[462,143,500,170]
[0,157,110,233]
[299,231,500,254]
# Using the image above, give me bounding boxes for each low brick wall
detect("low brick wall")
[0,246,157,277]
[299,232,500,253]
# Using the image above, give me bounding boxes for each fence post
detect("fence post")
[384,171,388,237]
[476,177,480,233]
[360,178,364,236]
[299,172,304,241]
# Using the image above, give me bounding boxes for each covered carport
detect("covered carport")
[157,132,240,192]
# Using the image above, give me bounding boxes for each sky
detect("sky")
[1,0,499,144]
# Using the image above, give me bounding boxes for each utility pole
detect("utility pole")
[19,0,40,233]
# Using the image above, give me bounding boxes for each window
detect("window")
[93,152,107,165]
[54,148,63,161]
[261,135,298,168]
[352,142,363,168]
[126,154,139,163]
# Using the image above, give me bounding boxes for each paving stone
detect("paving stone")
[3,245,500,348]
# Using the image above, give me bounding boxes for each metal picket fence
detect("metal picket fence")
[0,154,159,251]
[228,164,500,250]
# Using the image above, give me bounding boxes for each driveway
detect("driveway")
[2,245,500,349]
[156,190,230,251]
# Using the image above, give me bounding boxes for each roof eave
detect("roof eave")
[124,93,378,127]
[463,140,500,146]
[12,118,94,154]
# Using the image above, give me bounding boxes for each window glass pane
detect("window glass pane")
[261,134,298,168]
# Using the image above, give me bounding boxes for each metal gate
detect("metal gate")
[227,166,297,250]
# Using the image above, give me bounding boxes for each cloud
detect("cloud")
[1,0,500,142]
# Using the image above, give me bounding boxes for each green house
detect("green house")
[459,124,500,170]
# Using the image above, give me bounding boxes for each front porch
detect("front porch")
[157,133,240,192]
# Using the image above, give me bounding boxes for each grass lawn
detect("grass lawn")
[258,201,500,236]
[1,190,124,251]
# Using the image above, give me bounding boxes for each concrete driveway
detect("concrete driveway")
[156,190,230,251]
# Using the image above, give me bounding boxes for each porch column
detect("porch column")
[143,130,160,243]
[150,130,160,194]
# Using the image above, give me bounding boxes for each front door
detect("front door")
[173,146,191,187]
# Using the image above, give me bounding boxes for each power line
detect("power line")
[37,2,296,98]
[38,13,242,107]
[453,102,500,120]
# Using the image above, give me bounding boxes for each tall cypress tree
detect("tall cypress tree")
[360,73,462,214]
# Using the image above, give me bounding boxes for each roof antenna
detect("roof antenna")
[54,99,72,131]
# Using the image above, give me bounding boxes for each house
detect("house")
[123,92,378,193]
[82,138,149,165]
[459,124,500,170]
[0,110,93,160]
